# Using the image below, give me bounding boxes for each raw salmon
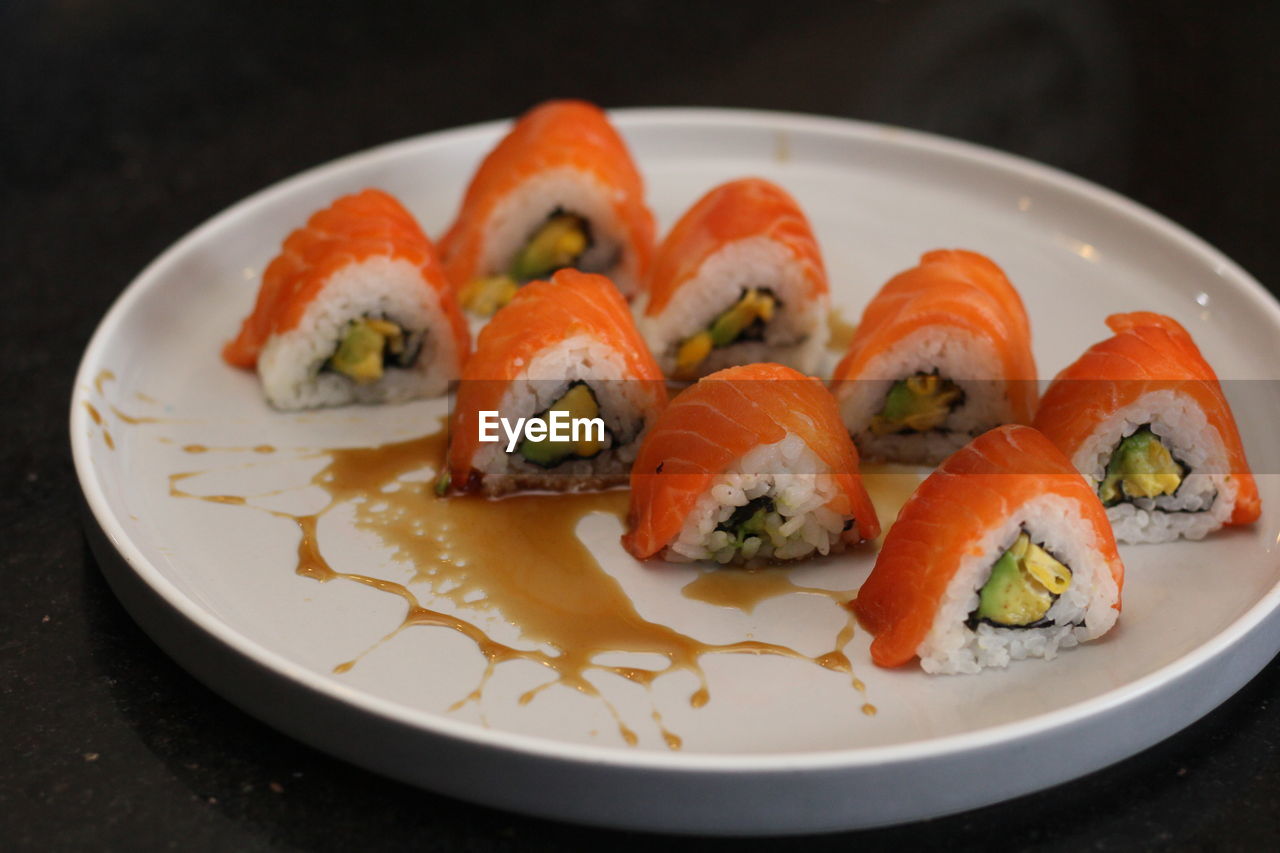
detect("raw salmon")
[222,189,467,370]
[831,249,1037,423]
[439,100,654,299]
[624,363,880,559]
[447,268,666,489]
[1033,311,1260,526]
[854,424,1123,668]
[645,177,826,315]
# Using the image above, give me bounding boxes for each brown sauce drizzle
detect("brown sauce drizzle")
[93,369,115,395]
[82,401,114,450]
[165,423,879,748]
[110,405,185,425]
[681,567,852,613]
[181,443,276,454]
[826,308,858,353]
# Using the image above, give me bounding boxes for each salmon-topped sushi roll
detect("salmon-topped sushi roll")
[639,178,830,380]
[831,250,1037,465]
[624,363,879,566]
[446,269,667,496]
[440,100,655,315]
[223,189,469,410]
[1033,312,1260,544]
[855,425,1124,674]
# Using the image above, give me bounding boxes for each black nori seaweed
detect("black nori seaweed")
[715,496,776,540]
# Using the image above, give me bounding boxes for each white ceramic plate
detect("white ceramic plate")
[71,109,1280,835]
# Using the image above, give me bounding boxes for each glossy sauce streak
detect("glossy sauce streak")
[82,401,114,450]
[110,405,181,425]
[681,568,852,613]
[182,443,276,454]
[826,308,858,353]
[166,425,878,749]
[93,369,115,395]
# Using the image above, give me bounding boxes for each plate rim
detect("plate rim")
[70,106,1280,775]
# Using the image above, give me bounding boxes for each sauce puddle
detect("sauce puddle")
[167,424,881,748]
[681,567,851,613]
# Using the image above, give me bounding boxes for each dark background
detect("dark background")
[4,0,1278,849]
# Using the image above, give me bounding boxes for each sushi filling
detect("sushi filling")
[869,372,965,435]
[462,211,593,315]
[325,317,422,384]
[1099,426,1187,507]
[707,497,776,562]
[517,382,611,468]
[674,288,779,379]
[969,532,1073,629]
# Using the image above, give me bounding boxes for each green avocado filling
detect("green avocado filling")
[674,288,778,379]
[712,496,778,561]
[869,372,964,435]
[326,318,418,384]
[518,382,607,468]
[972,532,1073,628]
[510,212,590,282]
[461,212,591,316]
[1098,427,1185,506]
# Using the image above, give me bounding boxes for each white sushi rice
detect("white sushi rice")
[918,494,1121,675]
[468,333,659,495]
[662,433,852,566]
[1069,389,1236,544]
[834,326,1016,464]
[637,236,829,379]
[478,167,641,296]
[257,257,463,410]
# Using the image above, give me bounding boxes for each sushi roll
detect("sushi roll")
[854,425,1124,674]
[639,178,830,380]
[623,363,880,565]
[1033,312,1260,544]
[446,269,667,496]
[830,250,1037,465]
[440,100,655,315]
[223,189,469,410]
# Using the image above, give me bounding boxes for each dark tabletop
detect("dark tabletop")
[4,0,1279,849]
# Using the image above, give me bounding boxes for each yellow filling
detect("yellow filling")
[461,214,590,316]
[511,214,589,281]
[975,532,1073,627]
[675,332,714,377]
[674,288,777,378]
[328,318,405,384]
[1099,427,1184,504]
[869,373,964,435]
[460,274,519,316]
